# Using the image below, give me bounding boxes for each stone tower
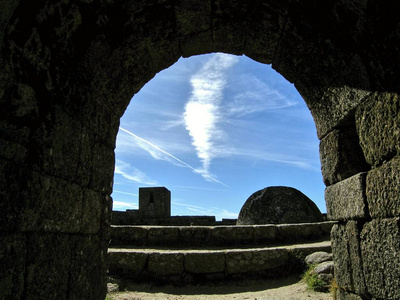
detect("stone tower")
[139,187,171,219]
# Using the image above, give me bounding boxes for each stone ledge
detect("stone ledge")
[185,251,225,274]
[109,222,335,247]
[226,248,289,275]
[108,241,332,283]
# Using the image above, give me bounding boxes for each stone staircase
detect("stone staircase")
[108,222,335,284]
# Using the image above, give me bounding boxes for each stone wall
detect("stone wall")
[323,92,400,300]
[1,0,399,299]
[111,212,218,226]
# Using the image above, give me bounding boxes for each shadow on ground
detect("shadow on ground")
[113,274,302,295]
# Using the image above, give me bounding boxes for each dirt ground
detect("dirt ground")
[107,275,333,300]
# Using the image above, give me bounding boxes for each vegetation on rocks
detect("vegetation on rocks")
[302,264,331,292]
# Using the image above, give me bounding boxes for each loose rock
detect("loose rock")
[305,251,332,265]
[313,261,334,275]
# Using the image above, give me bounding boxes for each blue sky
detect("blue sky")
[112,53,326,220]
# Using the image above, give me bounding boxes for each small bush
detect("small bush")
[302,264,330,292]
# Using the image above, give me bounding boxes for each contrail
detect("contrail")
[119,127,230,188]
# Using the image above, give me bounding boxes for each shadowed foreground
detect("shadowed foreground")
[107,275,332,300]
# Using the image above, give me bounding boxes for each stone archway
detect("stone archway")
[0,1,399,299]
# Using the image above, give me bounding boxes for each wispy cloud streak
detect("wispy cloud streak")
[119,127,229,187]
[219,147,318,171]
[113,201,138,210]
[184,53,238,179]
[112,190,138,196]
[172,201,238,220]
[226,75,297,117]
[114,159,158,185]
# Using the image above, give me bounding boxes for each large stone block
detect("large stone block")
[146,37,181,73]
[175,0,211,36]
[356,92,400,167]
[0,0,20,49]
[277,223,322,242]
[110,226,148,246]
[242,3,287,64]
[361,218,400,299]
[320,128,370,186]
[325,173,369,221]
[27,108,85,183]
[89,142,115,195]
[1,165,88,233]
[0,234,26,300]
[24,233,72,300]
[253,225,278,244]
[179,226,212,246]
[69,235,108,299]
[366,156,400,218]
[274,3,369,137]
[179,30,213,57]
[21,173,84,233]
[184,251,225,274]
[212,0,246,54]
[147,226,179,245]
[211,226,254,245]
[0,160,26,231]
[148,252,184,276]
[226,248,288,275]
[1,160,106,236]
[0,120,30,146]
[81,188,103,234]
[309,52,371,137]
[331,222,367,296]
[0,137,27,163]
[108,250,148,278]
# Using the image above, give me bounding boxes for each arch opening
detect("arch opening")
[112,53,326,221]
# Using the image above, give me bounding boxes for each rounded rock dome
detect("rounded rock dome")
[237,186,323,225]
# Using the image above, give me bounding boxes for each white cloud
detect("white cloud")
[172,201,238,220]
[118,127,229,187]
[114,160,158,185]
[112,190,138,196]
[184,53,239,178]
[160,119,185,130]
[220,147,318,171]
[226,74,297,117]
[173,185,227,192]
[112,201,138,210]
[116,127,192,160]
[117,127,190,168]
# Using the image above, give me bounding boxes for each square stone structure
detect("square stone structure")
[139,187,171,219]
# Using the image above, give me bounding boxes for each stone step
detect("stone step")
[109,221,335,248]
[108,240,331,283]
